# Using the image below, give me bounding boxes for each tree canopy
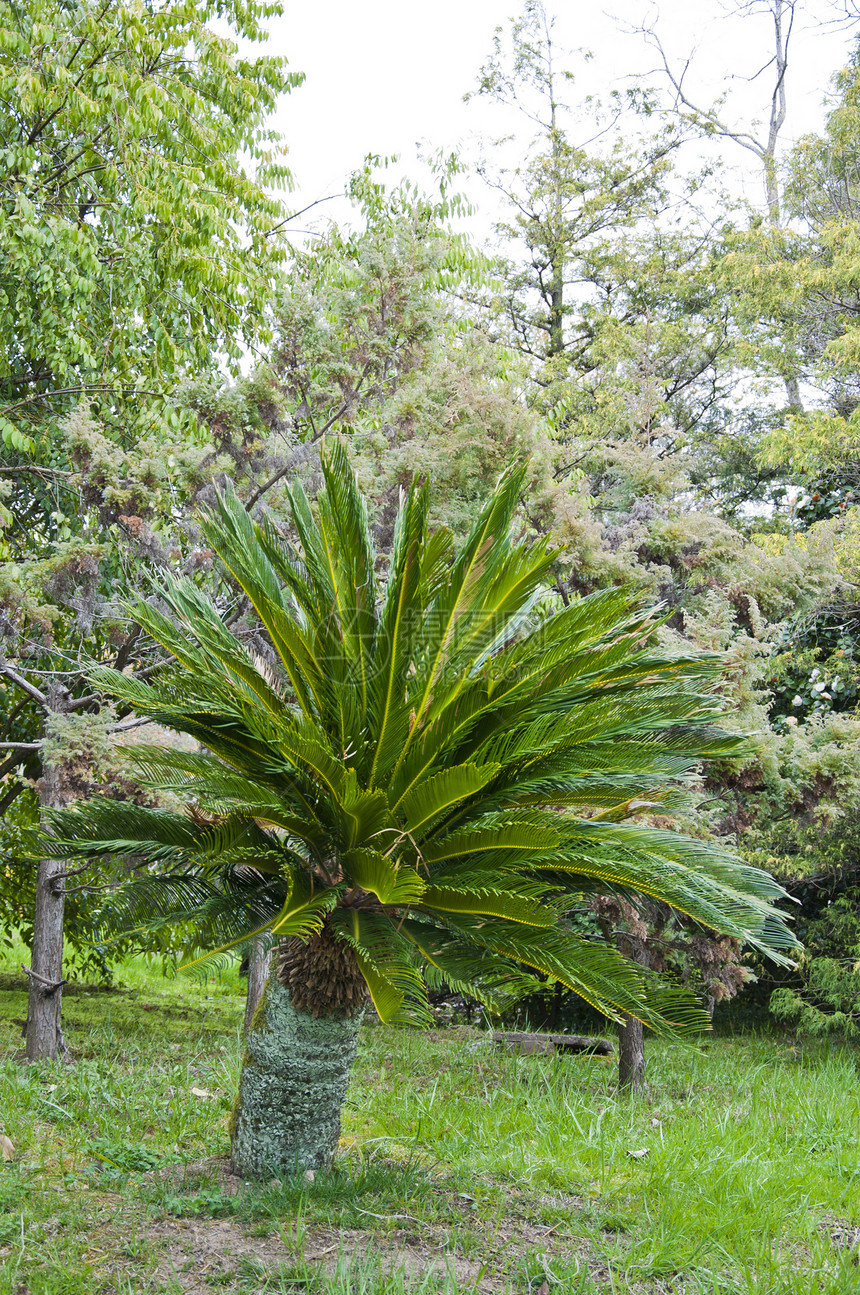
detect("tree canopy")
[0,0,299,455]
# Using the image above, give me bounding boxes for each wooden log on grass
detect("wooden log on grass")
[492,1030,614,1056]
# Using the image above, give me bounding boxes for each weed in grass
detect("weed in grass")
[161,1187,237,1217]
[513,1246,595,1294]
[281,1199,312,1256]
[205,1272,236,1287]
[89,1136,163,1173]
[116,1229,154,1262]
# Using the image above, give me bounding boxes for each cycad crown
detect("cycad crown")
[48,443,795,1027]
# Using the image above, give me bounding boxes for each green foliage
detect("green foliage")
[48,445,795,1032]
[771,959,860,1040]
[0,0,302,972]
[4,0,859,1058]
[746,807,860,1039]
[458,15,860,1030]
[725,41,860,474]
[461,4,845,781]
[0,0,300,432]
[768,618,860,726]
[245,158,542,540]
[467,0,738,479]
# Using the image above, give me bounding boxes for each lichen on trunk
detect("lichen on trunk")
[230,927,367,1179]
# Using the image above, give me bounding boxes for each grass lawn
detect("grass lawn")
[0,940,858,1294]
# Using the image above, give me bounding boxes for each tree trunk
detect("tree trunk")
[618,933,650,1093]
[230,929,367,1179]
[618,1013,647,1092]
[243,937,272,1038]
[548,269,565,359]
[26,688,71,1063]
[784,373,803,412]
[547,979,563,1030]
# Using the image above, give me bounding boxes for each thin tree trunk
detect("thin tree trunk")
[618,936,650,1093]
[763,0,790,225]
[618,1012,646,1092]
[548,270,564,359]
[785,373,803,412]
[547,979,563,1031]
[243,937,272,1038]
[26,688,71,1062]
[546,52,566,363]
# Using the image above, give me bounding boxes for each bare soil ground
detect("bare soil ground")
[133,1157,598,1294]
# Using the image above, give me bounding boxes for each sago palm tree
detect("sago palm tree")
[46,443,795,1177]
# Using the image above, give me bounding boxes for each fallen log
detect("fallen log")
[492,1030,614,1057]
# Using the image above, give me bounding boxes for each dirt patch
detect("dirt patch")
[134,1157,598,1293]
[820,1218,860,1256]
[144,1217,507,1294]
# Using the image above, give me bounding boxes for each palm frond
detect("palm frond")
[51,444,796,1032]
[343,849,425,906]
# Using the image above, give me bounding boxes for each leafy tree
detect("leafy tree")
[747,812,860,1038]
[466,2,689,422]
[0,0,298,443]
[731,41,860,475]
[204,158,546,541]
[464,4,782,601]
[0,0,300,1058]
[463,3,860,1066]
[714,37,860,930]
[47,445,795,1174]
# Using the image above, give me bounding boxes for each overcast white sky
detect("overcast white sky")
[264,0,859,240]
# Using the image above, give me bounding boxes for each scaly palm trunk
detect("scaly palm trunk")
[230,928,366,1179]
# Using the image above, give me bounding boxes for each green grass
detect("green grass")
[1,938,858,1292]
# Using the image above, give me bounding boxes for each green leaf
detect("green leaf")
[344,849,425,906]
[396,762,501,835]
[422,817,561,864]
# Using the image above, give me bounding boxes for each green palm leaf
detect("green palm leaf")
[395,762,502,836]
[48,440,795,1040]
[343,850,426,906]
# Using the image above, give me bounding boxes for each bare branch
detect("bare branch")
[0,747,30,778]
[0,465,73,477]
[0,781,25,815]
[113,624,142,674]
[1,383,168,417]
[67,654,171,711]
[633,0,797,221]
[263,193,343,238]
[244,362,375,511]
[0,663,48,707]
[109,716,155,735]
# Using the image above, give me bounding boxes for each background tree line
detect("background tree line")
[4,0,860,1063]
